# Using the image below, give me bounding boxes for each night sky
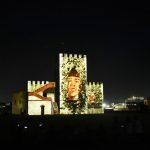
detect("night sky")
[0,1,150,103]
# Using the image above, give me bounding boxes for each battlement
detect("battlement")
[27,81,55,92]
[59,53,87,59]
[88,82,103,87]
[28,80,52,85]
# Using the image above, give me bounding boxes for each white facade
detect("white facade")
[28,81,56,115]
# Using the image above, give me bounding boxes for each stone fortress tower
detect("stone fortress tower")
[59,53,104,114]
[59,53,87,114]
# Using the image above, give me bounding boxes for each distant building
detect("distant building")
[125,96,145,111]
[12,90,27,115]
[113,103,126,111]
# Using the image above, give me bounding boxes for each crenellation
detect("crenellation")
[69,54,72,58]
[46,81,49,84]
[74,54,77,58]
[36,81,41,89]
[64,53,68,58]
[41,81,45,85]
[61,53,87,60]
[28,81,31,85]
[37,81,40,84]
[89,82,92,86]
[32,81,35,85]
[28,81,55,91]
[87,82,103,88]
[79,54,82,58]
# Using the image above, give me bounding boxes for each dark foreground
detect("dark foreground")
[0,111,150,148]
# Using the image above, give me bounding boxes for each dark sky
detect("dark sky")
[0,1,150,103]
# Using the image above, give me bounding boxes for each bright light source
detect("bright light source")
[24,126,28,129]
[106,104,110,108]
[39,123,43,127]
[102,103,106,108]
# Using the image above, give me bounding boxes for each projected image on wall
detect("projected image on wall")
[88,92,96,104]
[59,53,87,114]
[87,82,104,114]
[67,67,81,101]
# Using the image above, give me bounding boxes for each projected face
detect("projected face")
[67,68,80,100]
[88,93,96,103]
[67,76,80,100]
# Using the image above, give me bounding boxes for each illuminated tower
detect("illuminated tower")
[59,53,87,114]
[87,82,104,114]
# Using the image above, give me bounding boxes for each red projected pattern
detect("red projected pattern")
[28,83,55,101]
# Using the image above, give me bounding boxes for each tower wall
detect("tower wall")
[87,82,104,114]
[12,90,27,115]
[59,53,87,114]
[27,81,56,115]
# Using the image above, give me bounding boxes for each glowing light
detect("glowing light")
[39,123,43,127]
[24,126,28,129]
[102,103,106,108]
